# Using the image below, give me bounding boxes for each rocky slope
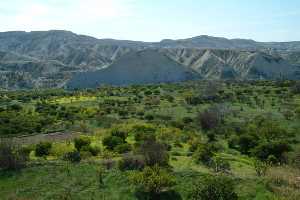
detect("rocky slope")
[0,30,299,89]
[161,49,300,80]
[67,49,200,89]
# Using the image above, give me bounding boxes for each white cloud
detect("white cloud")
[0,0,135,32]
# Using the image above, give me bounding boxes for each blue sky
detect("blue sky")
[0,0,299,42]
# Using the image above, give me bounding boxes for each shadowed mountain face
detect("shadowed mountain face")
[67,49,201,89]
[0,30,300,89]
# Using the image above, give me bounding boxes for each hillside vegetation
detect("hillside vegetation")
[0,80,300,200]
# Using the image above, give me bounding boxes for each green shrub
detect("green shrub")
[139,139,169,167]
[189,139,202,152]
[190,176,238,200]
[91,146,101,156]
[267,155,278,165]
[82,145,101,156]
[134,132,156,143]
[111,129,128,141]
[193,143,217,166]
[182,117,194,124]
[102,136,123,150]
[254,159,268,177]
[115,143,132,154]
[74,136,91,151]
[145,114,154,121]
[137,111,145,117]
[0,140,29,170]
[130,165,176,199]
[291,82,300,94]
[251,140,292,162]
[211,156,231,173]
[101,159,116,169]
[118,110,129,118]
[230,134,258,155]
[118,154,145,171]
[198,107,222,131]
[35,142,52,157]
[63,151,81,163]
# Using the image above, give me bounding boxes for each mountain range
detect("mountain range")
[0,30,300,89]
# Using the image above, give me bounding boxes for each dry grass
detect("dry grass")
[266,166,300,200]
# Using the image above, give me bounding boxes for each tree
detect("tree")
[190,176,238,200]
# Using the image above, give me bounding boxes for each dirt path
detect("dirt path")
[1,132,82,145]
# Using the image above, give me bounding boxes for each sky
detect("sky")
[0,0,300,42]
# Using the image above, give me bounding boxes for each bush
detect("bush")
[101,159,116,170]
[182,117,193,124]
[131,125,156,142]
[211,156,231,173]
[118,110,129,118]
[189,139,202,152]
[118,154,145,171]
[137,111,145,117]
[35,142,52,157]
[193,143,217,166]
[190,176,238,200]
[198,110,218,131]
[79,150,93,159]
[291,82,300,94]
[198,107,222,131]
[111,129,128,141]
[130,165,176,199]
[139,139,169,167]
[0,140,29,171]
[206,132,216,142]
[134,132,156,143]
[103,136,124,150]
[230,134,258,155]
[115,143,132,154]
[254,159,268,176]
[63,151,81,163]
[251,141,292,162]
[145,114,154,121]
[267,155,278,165]
[91,146,101,156]
[185,95,202,105]
[74,136,91,151]
[81,144,101,156]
